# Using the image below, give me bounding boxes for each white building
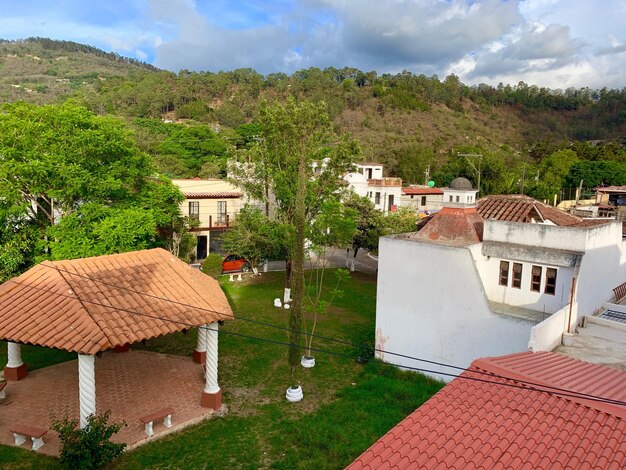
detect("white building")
[400,186,443,214]
[375,193,626,381]
[344,163,402,213]
[172,178,242,259]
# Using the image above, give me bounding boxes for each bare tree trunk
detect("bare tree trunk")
[288,151,307,385]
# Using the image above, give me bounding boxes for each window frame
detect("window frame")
[512,263,522,289]
[531,265,542,292]
[421,195,427,206]
[189,201,200,221]
[499,260,510,286]
[545,268,557,295]
[375,192,381,205]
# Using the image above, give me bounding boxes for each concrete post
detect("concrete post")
[4,342,27,381]
[78,354,96,428]
[193,324,207,364]
[201,322,222,410]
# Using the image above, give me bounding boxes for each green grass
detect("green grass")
[1,270,444,469]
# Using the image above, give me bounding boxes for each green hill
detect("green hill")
[1,38,625,197]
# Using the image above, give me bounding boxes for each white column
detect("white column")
[78,354,96,429]
[6,342,23,368]
[196,326,207,355]
[203,322,220,394]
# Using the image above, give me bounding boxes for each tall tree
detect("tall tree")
[230,98,359,385]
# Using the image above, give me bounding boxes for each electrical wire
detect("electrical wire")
[9,266,626,408]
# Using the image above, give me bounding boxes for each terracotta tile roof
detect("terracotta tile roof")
[0,248,232,355]
[596,186,626,193]
[401,187,443,196]
[349,351,626,469]
[414,206,483,245]
[184,191,241,199]
[476,195,582,226]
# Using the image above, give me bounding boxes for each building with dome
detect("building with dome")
[442,176,478,205]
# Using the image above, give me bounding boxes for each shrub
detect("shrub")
[51,411,126,470]
[202,253,223,278]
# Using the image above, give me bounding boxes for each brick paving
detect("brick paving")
[0,350,220,456]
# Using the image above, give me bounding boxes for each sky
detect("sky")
[1,0,625,89]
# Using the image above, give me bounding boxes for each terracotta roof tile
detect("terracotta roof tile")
[0,248,232,354]
[414,206,484,245]
[401,187,444,196]
[348,351,626,470]
[184,191,241,198]
[476,195,582,226]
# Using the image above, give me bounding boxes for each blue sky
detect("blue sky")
[1,0,624,88]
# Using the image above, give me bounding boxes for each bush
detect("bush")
[202,253,223,278]
[51,411,126,470]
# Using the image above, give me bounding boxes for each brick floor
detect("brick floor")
[0,350,220,456]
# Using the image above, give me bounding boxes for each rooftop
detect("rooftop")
[408,206,483,245]
[401,186,443,196]
[349,351,626,469]
[0,248,232,355]
[476,194,583,226]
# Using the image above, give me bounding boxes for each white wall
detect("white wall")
[528,303,576,352]
[575,222,626,317]
[476,255,575,314]
[376,236,534,382]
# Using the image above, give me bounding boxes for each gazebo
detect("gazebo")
[0,248,233,429]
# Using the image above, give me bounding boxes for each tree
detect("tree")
[303,200,356,357]
[0,102,185,280]
[344,193,385,268]
[222,205,286,274]
[230,98,359,386]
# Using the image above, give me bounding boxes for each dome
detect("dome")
[449,177,473,190]
[344,172,368,184]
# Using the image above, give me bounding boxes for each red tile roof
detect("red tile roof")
[401,187,443,196]
[415,206,483,245]
[184,191,241,199]
[0,248,232,354]
[349,351,626,469]
[476,195,582,226]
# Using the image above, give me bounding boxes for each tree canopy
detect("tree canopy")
[0,102,185,280]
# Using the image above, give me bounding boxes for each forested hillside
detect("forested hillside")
[1,38,625,200]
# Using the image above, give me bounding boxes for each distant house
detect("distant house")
[344,163,402,213]
[172,179,242,259]
[400,186,443,214]
[375,190,626,381]
[349,351,626,469]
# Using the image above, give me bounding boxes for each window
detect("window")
[455,195,460,202]
[217,200,227,225]
[388,194,394,211]
[512,263,522,288]
[531,265,542,292]
[189,201,199,221]
[410,195,414,199]
[421,196,427,206]
[499,261,509,286]
[449,195,453,202]
[545,268,557,295]
[375,192,380,205]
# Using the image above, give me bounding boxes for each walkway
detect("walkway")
[0,350,220,456]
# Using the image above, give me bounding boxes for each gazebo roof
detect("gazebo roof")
[0,248,233,355]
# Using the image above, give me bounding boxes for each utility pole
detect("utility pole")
[457,153,483,196]
[424,164,430,186]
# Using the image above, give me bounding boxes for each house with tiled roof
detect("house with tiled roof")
[349,351,626,469]
[375,191,626,381]
[172,178,243,259]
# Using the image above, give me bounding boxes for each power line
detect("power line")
[14,264,626,407]
[6,275,626,408]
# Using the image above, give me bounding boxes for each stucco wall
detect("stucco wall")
[475,253,575,314]
[528,304,576,352]
[375,236,533,382]
[575,222,626,317]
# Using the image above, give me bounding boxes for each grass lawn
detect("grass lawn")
[1,270,443,469]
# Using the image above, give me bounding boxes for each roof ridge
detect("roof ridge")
[46,261,113,352]
[473,354,626,421]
